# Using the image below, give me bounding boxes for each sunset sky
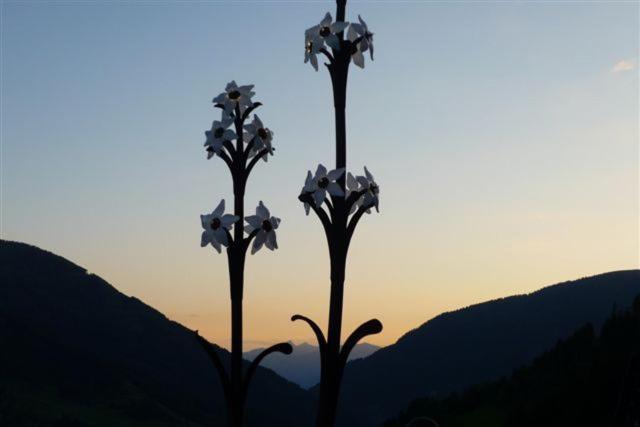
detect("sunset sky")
[2,1,638,349]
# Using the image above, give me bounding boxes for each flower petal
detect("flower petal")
[238,84,254,94]
[201,231,210,247]
[352,49,365,68]
[305,24,320,37]
[315,164,327,178]
[364,166,374,181]
[313,189,326,207]
[214,228,229,246]
[321,12,332,27]
[327,167,345,181]
[265,230,278,250]
[303,171,316,192]
[245,215,262,230]
[350,22,364,36]
[252,231,266,254]
[201,214,211,229]
[358,15,367,30]
[360,37,370,53]
[347,172,359,191]
[256,201,270,219]
[325,34,340,50]
[221,214,239,228]
[221,114,233,127]
[270,216,281,229]
[327,182,345,197]
[212,200,225,217]
[331,21,348,33]
[347,25,358,42]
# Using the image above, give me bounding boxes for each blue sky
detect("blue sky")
[2,0,638,348]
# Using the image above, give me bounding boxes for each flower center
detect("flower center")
[318,177,329,189]
[261,219,273,232]
[258,128,269,139]
[214,128,224,138]
[210,218,221,230]
[320,26,331,37]
[228,90,241,100]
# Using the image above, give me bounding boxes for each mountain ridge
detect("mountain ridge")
[2,239,637,426]
[0,239,313,426]
[334,269,640,426]
[384,295,640,426]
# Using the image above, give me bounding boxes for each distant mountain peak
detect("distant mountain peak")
[244,341,380,389]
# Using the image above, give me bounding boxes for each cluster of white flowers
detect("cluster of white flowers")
[298,164,379,215]
[304,13,374,71]
[201,200,280,255]
[205,81,274,162]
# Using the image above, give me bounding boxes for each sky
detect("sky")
[1,0,638,350]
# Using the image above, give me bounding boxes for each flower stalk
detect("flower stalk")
[296,2,381,426]
[198,82,291,427]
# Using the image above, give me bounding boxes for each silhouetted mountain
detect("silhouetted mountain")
[384,296,640,426]
[244,342,379,389]
[0,240,313,427]
[334,270,640,426]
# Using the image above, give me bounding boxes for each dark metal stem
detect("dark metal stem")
[311,1,383,426]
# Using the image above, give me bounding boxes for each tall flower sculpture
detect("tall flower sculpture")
[294,1,382,426]
[197,81,292,427]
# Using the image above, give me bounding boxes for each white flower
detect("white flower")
[243,115,274,161]
[204,112,236,159]
[347,15,374,69]
[304,35,323,71]
[346,172,362,214]
[245,201,280,254]
[355,167,380,212]
[302,164,345,208]
[200,200,240,253]
[212,81,255,113]
[305,12,348,51]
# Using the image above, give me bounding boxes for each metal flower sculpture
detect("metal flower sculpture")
[294,1,382,426]
[197,81,292,427]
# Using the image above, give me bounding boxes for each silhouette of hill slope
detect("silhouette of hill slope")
[384,296,640,426]
[244,342,379,389]
[334,270,640,426]
[0,240,313,426]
